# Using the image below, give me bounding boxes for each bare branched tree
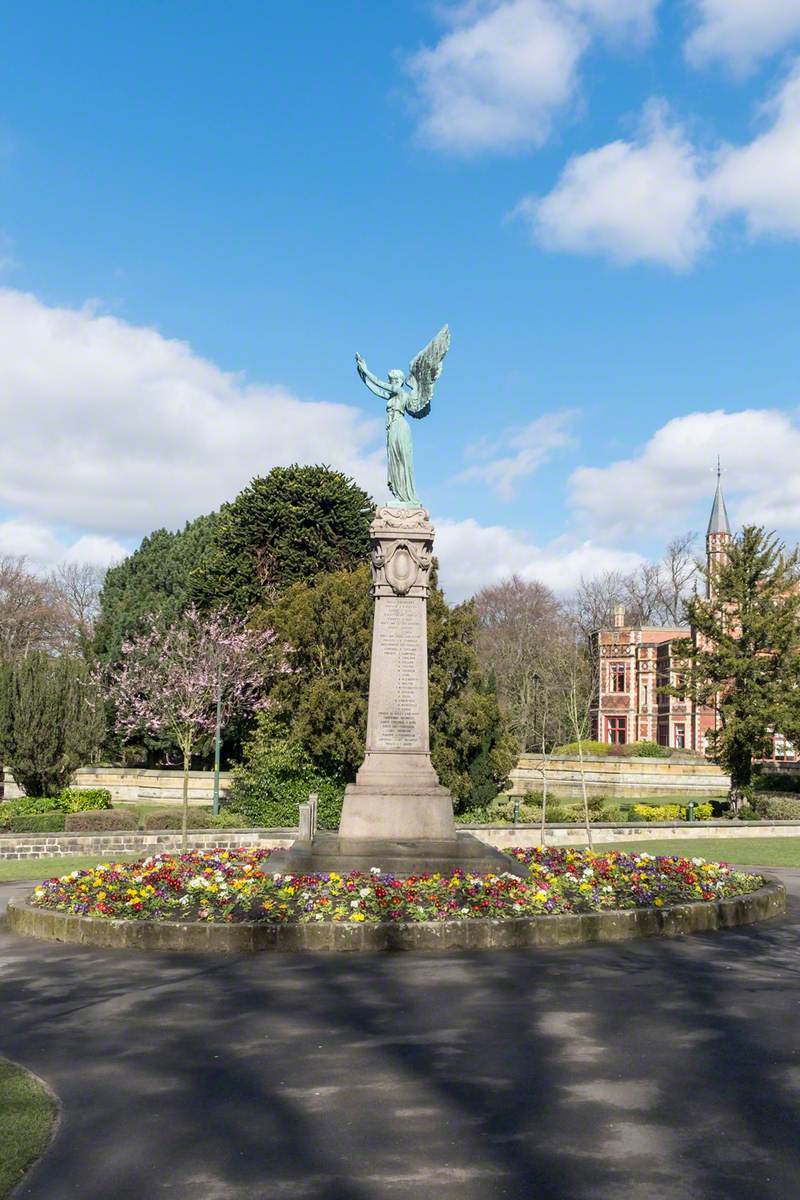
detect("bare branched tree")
[0,555,64,660]
[656,532,700,625]
[473,575,565,751]
[569,534,699,639]
[50,561,106,650]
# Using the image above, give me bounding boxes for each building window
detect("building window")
[657,721,669,747]
[674,724,686,750]
[610,663,626,692]
[774,734,796,761]
[607,716,627,745]
[641,683,649,708]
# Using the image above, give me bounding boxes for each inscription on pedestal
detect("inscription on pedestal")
[370,596,427,752]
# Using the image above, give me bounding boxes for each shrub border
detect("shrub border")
[5,879,785,954]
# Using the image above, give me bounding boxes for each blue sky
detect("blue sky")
[1,1,799,598]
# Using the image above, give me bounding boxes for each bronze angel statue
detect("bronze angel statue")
[355,325,450,506]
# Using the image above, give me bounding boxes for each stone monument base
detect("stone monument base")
[268,830,527,879]
[338,751,455,840]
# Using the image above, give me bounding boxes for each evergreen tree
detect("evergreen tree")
[94,512,219,664]
[190,465,373,615]
[0,652,105,796]
[672,526,800,802]
[263,564,517,809]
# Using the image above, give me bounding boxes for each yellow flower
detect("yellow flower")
[535,890,548,902]
[96,891,106,901]
[654,898,664,907]
[351,913,366,922]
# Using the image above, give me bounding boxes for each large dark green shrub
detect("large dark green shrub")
[57,787,112,812]
[0,653,104,797]
[225,724,344,829]
[191,465,373,615]
[94,513,219,665]
[753,771,800,794]
[64,810,138,832]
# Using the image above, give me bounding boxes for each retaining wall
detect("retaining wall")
[510,754,730,799]
[2,766,234,806]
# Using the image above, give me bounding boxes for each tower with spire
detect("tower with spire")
[706,458,731,598]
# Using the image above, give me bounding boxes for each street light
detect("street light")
[211,662,222,816]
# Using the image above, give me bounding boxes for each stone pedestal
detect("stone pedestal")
[338,505,454,840]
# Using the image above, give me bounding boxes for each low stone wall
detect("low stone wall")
[474,821,800,847]
[0,828,295,861]
[510,754,730,799]
[3,821,800,862]
[2,766,234,806]
[6,880,785,953]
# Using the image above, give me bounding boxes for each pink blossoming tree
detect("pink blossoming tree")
[106,606,274,847]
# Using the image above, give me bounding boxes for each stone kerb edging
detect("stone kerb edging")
[6,880,785,954]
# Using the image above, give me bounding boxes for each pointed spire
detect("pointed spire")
[707,457,730,536]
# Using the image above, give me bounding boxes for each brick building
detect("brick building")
[591,477,730,754]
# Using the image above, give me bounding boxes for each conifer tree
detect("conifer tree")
[0,652,105,796]
[672,526,800,803]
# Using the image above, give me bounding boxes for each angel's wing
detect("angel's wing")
[406,325,450,418]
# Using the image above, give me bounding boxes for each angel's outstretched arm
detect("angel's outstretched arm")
[355,354,391,399]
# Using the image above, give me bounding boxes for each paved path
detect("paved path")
[1,872,799,1200]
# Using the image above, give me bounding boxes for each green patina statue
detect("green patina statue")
[356,325,450,506]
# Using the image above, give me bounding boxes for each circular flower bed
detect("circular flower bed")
[29,846,764,925]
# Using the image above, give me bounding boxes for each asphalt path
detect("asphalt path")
[1,870,799,1200]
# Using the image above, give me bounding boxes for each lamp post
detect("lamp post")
[211,663,222,817]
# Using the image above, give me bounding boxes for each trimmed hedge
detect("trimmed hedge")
[631,802,714,822]
[142,809,247,831]
[553,740,672,758]
[64,810,138,832]
[5,812,66,833]
[751,794,800,820]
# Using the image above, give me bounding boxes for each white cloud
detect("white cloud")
[0,289,384,541]
[686,0,800,74]
[0,520,127,569]
[569,409,800,541]
[709,63,800,237]
[408,0,659,154]
[434,515,645,599]
[522,102,708,268]
[61,535,128,567]
[459,410,576,498]
[523,61,800,267]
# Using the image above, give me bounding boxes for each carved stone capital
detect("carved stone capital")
[370,506,434,598]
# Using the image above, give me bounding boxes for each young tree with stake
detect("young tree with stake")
[106,606,273,847]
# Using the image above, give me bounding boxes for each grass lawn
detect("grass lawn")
[0,854,140,883]
[588,838,800,868]
[0,1057,57,1199]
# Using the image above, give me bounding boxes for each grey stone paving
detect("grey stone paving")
[1,872,799,1199]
